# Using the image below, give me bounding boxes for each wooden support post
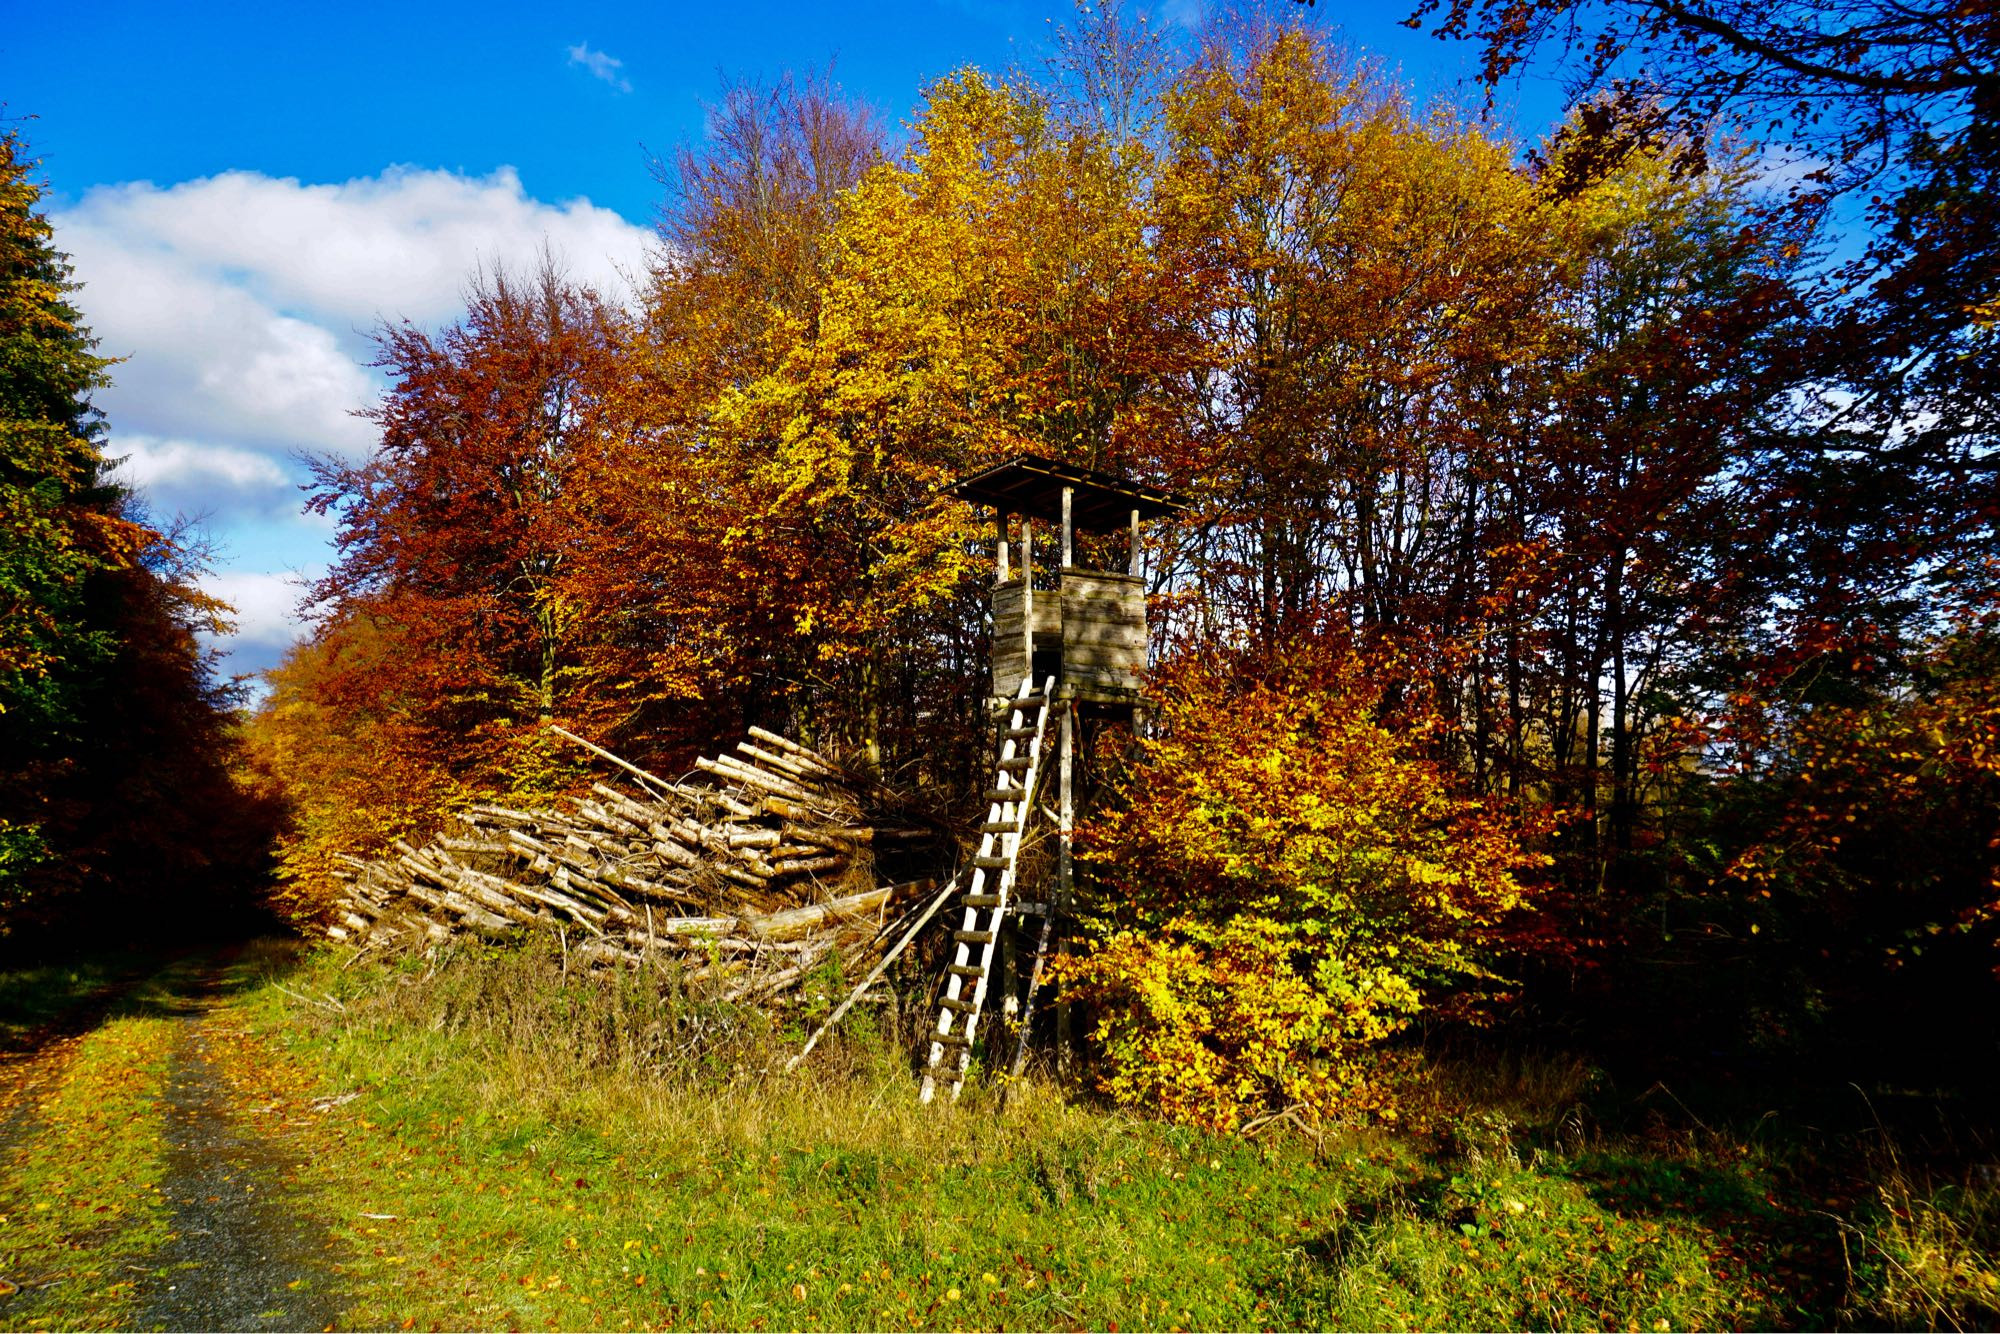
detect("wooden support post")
[1020,515,1034,679]
[1128,506,1142,578]
[1055,701,1076,1080]
[1061,486,1074,570]
[1058,703,1074,908]
[995,509,1010,584]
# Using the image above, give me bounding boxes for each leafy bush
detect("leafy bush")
[1054,643,1544,1131]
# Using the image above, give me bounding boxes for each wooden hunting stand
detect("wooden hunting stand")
[919,455,1185,1103]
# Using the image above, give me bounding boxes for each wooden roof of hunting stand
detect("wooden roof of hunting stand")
[947,454,1184,531]
[946,454,1187,711]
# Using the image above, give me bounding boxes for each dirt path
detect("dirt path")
[136,990,344,1332]
[0,949,344,1331]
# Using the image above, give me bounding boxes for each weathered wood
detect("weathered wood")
[698,754,815,803]
[745,885,893,941]
[743,726,844,777]
[547,724,676,796]
[1061,485,1073,567]
[1062,643,1145,670]
[332,724,942,1007]
[734,742,828,787]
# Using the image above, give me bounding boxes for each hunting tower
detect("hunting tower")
[919,454,1185,1103]
[948,454,1185,712]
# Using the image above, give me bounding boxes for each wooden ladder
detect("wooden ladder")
[919,673,1056,1104]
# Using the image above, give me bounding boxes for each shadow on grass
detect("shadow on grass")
[0,937,308,1058]
[1562,1141,1850,1327]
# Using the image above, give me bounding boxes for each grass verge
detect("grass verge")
[4,938,1989,1330]
[228,942,1887,1331]
[0,961,198,1326]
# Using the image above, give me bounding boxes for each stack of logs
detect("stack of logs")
[326,727,947,1002]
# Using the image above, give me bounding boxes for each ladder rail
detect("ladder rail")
[918,673,1054,1103]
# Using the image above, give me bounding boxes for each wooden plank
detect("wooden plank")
[1063,602,1144,627]
[1060,568,1142,590]
[1063,672,1141,696]
[1063,645,1146,671]
[1065,662,1143,686]
[1064,623,1148,649]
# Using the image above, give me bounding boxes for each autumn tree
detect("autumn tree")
[0,126,275,938]
[294,262,648,825]
[1410,0,2000,678]
[627,60,1186,787]
[0,126,135,898]
[1482,123,1809,870]
[1146,26,1551,660]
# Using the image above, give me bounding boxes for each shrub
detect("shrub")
[1053,642,1544,1131]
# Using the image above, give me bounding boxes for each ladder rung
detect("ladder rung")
[947,964,986,980]
[939,996,977,1014]
[962,892,1002,908]
[1012,695,1047,711]
[984,788,1028,803]
[954,929,995,945]
[980,820,1020,834]
[996,756,1032,772]
[971,856,1009,870]
[931,1032,973,1048]
[1004,725,1038,739]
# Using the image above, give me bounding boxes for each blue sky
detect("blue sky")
[5,0,1569,684]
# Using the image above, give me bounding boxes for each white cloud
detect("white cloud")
[114,435,288,494]
[108,433,295,522]
[568,42,633,93]
[51,167,655,677]
[206,569,319,653]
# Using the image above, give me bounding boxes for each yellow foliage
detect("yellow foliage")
[1055,641,1546,1131]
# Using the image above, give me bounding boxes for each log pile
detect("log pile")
[324,727,950,1002]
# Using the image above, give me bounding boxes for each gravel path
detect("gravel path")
[134,981,344,1332]
[0,951,345,1331]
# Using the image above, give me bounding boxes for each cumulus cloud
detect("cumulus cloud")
[202,568,324,686]
[52,166,655,678]
[568,42,633,93]
[209,569,317,647]
[108,433,294,521]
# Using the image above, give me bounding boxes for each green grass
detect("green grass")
[0,946,304,1328]
[0,948,160,1048]
[232,944,1422,1329]
[3,940,1995,1330]
[0,997,179,1325]
[226,942,1904,1331]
